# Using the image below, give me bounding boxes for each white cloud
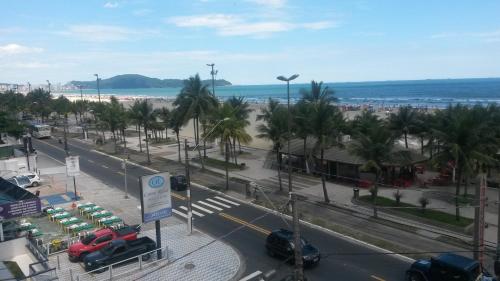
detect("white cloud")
[60,25,158,42]
[104,2,119,8]
[246,0,286,8]
[167,14,336,37]
[169,14,237,28]
[11,62,50,69]
[0,44,43,55]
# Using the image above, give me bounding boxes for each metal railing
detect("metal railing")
[74,246,168,281]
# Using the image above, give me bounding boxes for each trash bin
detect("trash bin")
[353,188,359,199]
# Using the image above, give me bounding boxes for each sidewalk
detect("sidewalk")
[35,152,242,281]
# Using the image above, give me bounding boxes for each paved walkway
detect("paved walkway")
[36,152,242,281]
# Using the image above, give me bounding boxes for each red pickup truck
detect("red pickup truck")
[68,225,140,261]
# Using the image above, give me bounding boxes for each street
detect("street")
[32,137,411,281]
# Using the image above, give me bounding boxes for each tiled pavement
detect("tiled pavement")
[42,164,241,281]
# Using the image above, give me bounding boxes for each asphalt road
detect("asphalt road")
[32,137,412,281]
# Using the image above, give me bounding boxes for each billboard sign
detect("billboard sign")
[66,156,80,177]
[0,198,41,220]
[140,172,172,223]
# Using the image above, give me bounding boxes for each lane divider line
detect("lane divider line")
[206,198,231,208]
[117,171,124,176]
[214,196,240,206]
[219,212,271,236]
[239,271,263,281]
[198,200,223,211]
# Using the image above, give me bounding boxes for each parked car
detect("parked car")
[406,253,494,281]
[265,229,320,267]
[19,172,41,187]
[83,237,156,272]
[68,225,140,261]
[170,175,187,191]
[7,176,32,189]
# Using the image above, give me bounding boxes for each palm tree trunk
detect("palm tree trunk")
[455,166,462,221]
[404,131,408,148]
[277,145,283,192]
[176,131,181,163]
[238,139,242,153]
[321,148,330,203]
[225,139,230,191]
[144,125,151,164]
[138,125,142,152]
[463,175,469,196]
[122,129,127,152]
[233,137,238,165]
[112,130,117,153]
[303,137,310,173]
[203,122,207,159]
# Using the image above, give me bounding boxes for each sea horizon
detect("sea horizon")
[60,77,500,109]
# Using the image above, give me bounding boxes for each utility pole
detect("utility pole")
[184,139,193,234]
[225,140,229,191]
[94,74,101,103]
[206,63,217,97]
[63,114,69,155]
[47,80,51,94]
[122,158,129,199]
[473,173,486,263]
[27,82,31,93]
[290,192,304,280]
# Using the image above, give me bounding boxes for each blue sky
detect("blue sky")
[1,0,500,85]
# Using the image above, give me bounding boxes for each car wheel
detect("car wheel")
[406,272,424,281]
[142,254,151,261]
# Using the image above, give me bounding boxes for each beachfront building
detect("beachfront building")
[280,138,427,187]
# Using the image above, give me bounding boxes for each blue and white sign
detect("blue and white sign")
[140,172,172,223]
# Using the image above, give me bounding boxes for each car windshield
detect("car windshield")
[81,234,96,245]
[289,238,308,249]
[101,244,114,255]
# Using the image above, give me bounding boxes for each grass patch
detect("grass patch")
[150,138,177,145]
[359,195,473,228]
[194,157,244,171]
[456,194,474,205]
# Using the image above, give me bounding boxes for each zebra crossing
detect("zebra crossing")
[173,196,240,218]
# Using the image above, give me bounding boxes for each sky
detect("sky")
[1,0,500,85]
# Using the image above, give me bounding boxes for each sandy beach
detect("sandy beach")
[60,93,410,150]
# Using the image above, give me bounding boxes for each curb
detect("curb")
[91,147,415,263]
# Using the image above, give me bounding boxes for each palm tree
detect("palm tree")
[136,99,154,164]
[256,99,288,191]
[293,101,313,173]
[310,101,345,203]
[299,80,338,104]
[350,123,395,217]
[226,96,252,153]
[26,89,52,122]
[101,96,123,153]
[174,74,218,169]
[433,104,499,220]
[169,108,187,163]
[155,107,171,141]
[388,106,417,148]
[350,110,383,136]
[129,100,143,152]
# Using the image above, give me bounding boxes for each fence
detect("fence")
[74,246,168,281]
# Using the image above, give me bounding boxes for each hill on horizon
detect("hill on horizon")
[69,74,232,89]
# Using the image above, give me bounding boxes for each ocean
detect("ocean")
[62,78,500,109]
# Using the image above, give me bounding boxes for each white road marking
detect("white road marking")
[172,209,188,218]
[214,196,240,206]
[179,206,204,217]
[88,159,95,163]
[206,198,231,208]
[198,200,223,211]
[101,165,109,169]
[239,271,263,281]
[191,203,214,214]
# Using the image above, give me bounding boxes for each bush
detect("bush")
[418,197,430,213]
[393,190,403,206]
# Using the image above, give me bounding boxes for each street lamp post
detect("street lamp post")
[27,82,31,93]
[277,73,302,281]
[46,80,51,94]
[206,63,218,97]
[94,74,101,103]
[277,74,299,193]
